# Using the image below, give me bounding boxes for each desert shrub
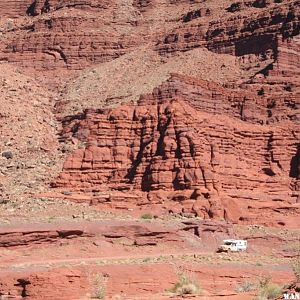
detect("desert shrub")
[292,251,300,283]
[236,280,257,293]
[169,271,202,296]
[256,276,282,300]
[91,274,107,299]
[141,213,153,220]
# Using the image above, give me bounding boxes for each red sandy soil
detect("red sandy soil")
[0,218,298,299]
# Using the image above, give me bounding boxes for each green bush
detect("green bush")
[141,213,153,220]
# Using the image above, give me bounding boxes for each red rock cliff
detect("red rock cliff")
[0,0,299,226]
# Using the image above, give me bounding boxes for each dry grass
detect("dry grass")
[168,271,202,296]
[292,251,300,283]
[256,276,282,300]
[236,280,257,293]
[91,274,108,299]
[141,213,154,220]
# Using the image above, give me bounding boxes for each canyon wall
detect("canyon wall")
[55,94,299,198]
[0,0,299,225]
[1,0,299,71]
[53,27,300,224]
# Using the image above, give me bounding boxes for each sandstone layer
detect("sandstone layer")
[0,0,299,226]
[54,24,300,227]
[0,220,298,299]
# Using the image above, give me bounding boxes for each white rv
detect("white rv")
[217,239,248,252]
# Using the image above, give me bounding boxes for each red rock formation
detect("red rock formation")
[52,15,300,226]
[0,0,299,226]
[0,0,32,18]
[0,16,133,70]
[0,228,87,248]
[0,220,220,248]
[1,0,298,73]
[0,269,88,300]
[1,2,300,298]
[157,0,300,57]
[53,77,299,225]
[29,0,111,16]
[0,0,110,18]
[0,0,142,71]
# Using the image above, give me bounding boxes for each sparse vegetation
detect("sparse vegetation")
[141,213,153,220]
[292,251,300,283]
[111,295,123,300]
[142,257,151,263]
[256,276,282,300]
[236,280,257,293]
[168,271,202,296]
[91,274,107,299]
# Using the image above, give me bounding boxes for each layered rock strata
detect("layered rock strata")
[0,0,299,227]
[1,0,299,72]
[54,90,299,223]
[53,25,300,225]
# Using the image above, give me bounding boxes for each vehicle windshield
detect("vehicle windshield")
[224,242,235,246]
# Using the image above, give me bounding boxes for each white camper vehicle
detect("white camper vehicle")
[217,239,247,253]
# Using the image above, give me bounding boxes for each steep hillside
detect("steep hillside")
[0,65,62,203]
[0,0,299,226]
